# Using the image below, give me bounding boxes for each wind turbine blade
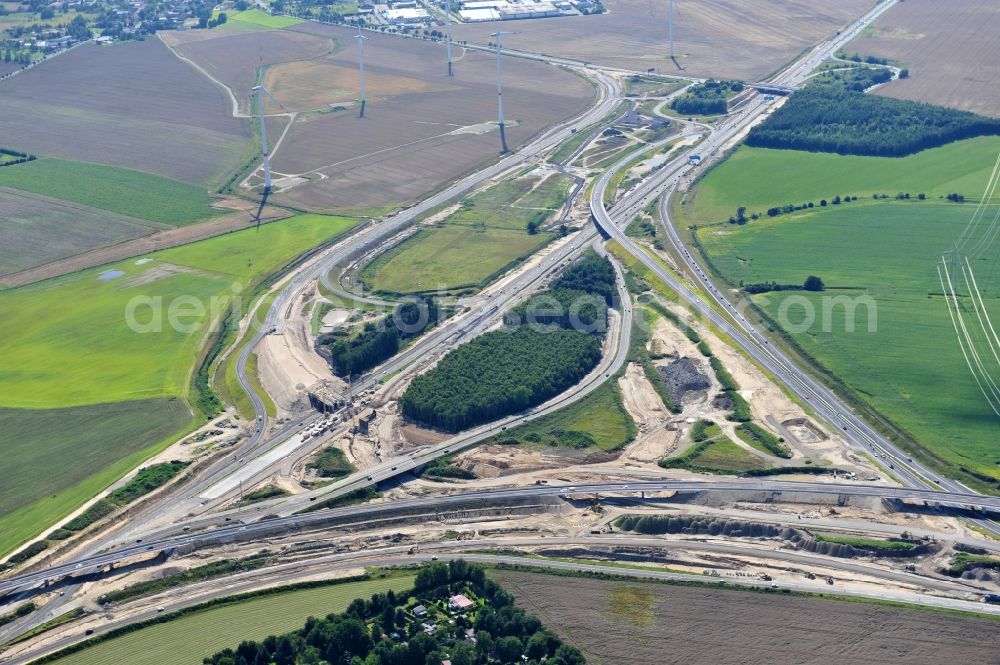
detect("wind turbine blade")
[259,85,285,110]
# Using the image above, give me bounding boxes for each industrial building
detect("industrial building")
[383,6,431,23]
[458,0,574,21]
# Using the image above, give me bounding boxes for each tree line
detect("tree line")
[727,192,935,226]
[671,80,744,116]
[0,147,36,167]
[742,275,824,294]
[319,298,439,378]
[746,69,1000,157]
[401,253,616,432]
[203,561,585,665]
[504,289,607,332]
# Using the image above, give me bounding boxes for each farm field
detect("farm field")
[848,0,1000,117]
[0,188,163,277]
[364,225,551,294]
[0,400,193,557]
[46,576,414,665]
[227,8,303,29]
[490,569,1000,664]
[0,40,251,186]
[240,24,594,213]
[697,202,1000,480]
[683,137,1000,225]
[0,214,359,409]
[0,214,359,555]
[0,158,224,226]
[167,28,336,115]
[451,0,872,80]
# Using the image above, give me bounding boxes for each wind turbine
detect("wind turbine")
[444,0,453,76]
[491,26,513,154]
[668,0,675,60]
[250,66,283,192]
[355,24,368,118]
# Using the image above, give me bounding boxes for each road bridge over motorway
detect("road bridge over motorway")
[747,82,796,95]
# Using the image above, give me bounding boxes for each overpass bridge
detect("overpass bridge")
[747,82,796,95]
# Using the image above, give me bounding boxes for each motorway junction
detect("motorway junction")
[3,1,1000,661]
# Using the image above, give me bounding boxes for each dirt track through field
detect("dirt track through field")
[493,570,1000,665]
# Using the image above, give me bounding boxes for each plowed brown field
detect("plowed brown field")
[849,0,1000,117]
[0,40,250,185]
[451,0,873,80]
[493,569,1000,665]
[260,25,594,212]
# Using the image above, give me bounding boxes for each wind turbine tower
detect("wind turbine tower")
[444,0,453,76]
[250,71,282,192]
[668,0,675,60]
[356,25,368,118]
[491,27,513,153]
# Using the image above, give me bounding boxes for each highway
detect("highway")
[57,0,904,551]
[233,68,623,443]
[147,116,709,525]
[2,478,999,598]
[8,537,996,665]
[10,0,999,636]
[580,0,1000,537]
[9,0,1000,655]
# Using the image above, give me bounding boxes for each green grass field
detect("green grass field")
[0,400,193,557]
[363,226,552,294]
[0,214,359,557]
[684,137,1000,224]
[227,8,303,28]
[0,158,223,226]
[494,381,636,452]
[0,214,358,409]
[698,201,1000,479]
[47,576,413,665]
[215,291,279,420]
[362,173,571,294]
[689,437,770,472]
[814,533,916,551]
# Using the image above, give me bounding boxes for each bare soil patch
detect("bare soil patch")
[265,60,455,112]
[617,362,678,463]
[452,0,873,80]
[0,40,250,185]
[849,0,1000,116]
[257,286,341,414]
[493,569,1000,665]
